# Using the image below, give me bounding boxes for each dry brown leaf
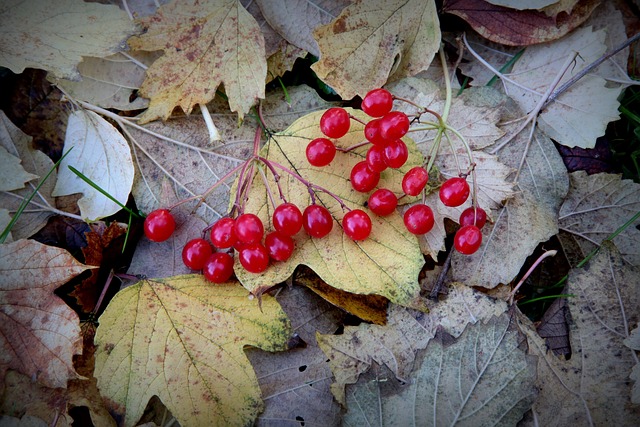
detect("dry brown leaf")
[558,171,640,267]
[623,327,640,404]
[311,0,440,99]
[129,0,267,122]
[519,241,640,426]
[442,0,599,46]
[0,240,92,388]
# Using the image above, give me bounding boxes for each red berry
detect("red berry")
[368,189,398,216]
[234,213,264,244]
[402,166,429,196]
[144,209,176,242]
[238,243,270,273]
[364,119,388,146]
[403,204,434,235]
[350,161,380,193]
[303,205,333,238]
[379,111,409,141]
[306,138,336,167]
[320,108,350,138]
[454,225,482,255]
[439,177,470,207]
[361,88,393,117]
[210,217,237,249]
[383,139,408,168]
[203,252,234,283]
[272,203,303,236]
[366,145,388,173]
[265,231,295,262]
[342,209,372,241]
[182,238,213,270]
[459,207,487,229]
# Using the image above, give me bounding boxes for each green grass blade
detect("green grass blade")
[486,48,525,87]
[518,294,575,306]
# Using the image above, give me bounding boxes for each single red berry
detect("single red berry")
[366,145,388,173]
[454,225,482,255]
[272,203,303,236]
[350,161,380,193]
[306,138,336,167]
[402,166,429,196]
[239,243,270,273]
[361,88,393,117]
[144,209,176,242]
[459,207,487,229]
[234,213,264,244]
[303,205,333,238]
[439,177,470,207]
[364,118,388,146]
[383,139,408,168]
[403,204,434,235]
[203,252,234,283]
[182,238,213,270]
[210,217,237,249]
[320,108,350,138]
[379,111,409,141]
[342,209,372,241]
[265,231,295,262]
[368,189,398,216]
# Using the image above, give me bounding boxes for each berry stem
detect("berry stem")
[336,141,370,152]
[258,166,278,210]
[439,46,453,123]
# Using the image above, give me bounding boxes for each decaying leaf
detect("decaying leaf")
[0,145,37,192]
[519,241,640,426]
[442,0,599,46]
[623,327,640,404]
[558,171,640,267]
[128,0,267,122]
[0,0,136,80]
[94,277,292,427]
[0,240,92,388]
[53,110,134,221]
[318,283,508,404]
[234,109,424,306]
[312,0,440,99]
[342,312,537,426]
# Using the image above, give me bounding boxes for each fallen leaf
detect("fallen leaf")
[256,0,350,57]
[484,0,561,9]
[0,111,57,240]
[539,0,581,16]
[535,297,570,357]
[0,414,48,427]
[342,312,537,426]
[442,0,599,46]
[49,52,161,111]
[94,277,292,427]
[623,327,640,404]
[558,171,640,267]
[0,145,37,192]
[451,127,569,288]
[0,0,136,80]
[53,110,134,221]
[128,0,267,122]
[0,240,92,388]
[311,0,441,99]
[246,285,343,426]
[555,137,617,174]
[0,210,12,243]
[318,283,508,404]
[519,241,640,426]
[234,109,424,306]
[506,25,623,148]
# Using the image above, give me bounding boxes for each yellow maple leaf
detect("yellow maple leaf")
[129,0,267,123]
[311,0,441,99]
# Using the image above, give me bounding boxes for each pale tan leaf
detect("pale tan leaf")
[343,313,537,426]
[256,0,350,56]
[0,145,37,191]
[623,327,640,404]
[53,110,134,221]
[318,284,507,404]
[0,0,136,80]
[0,240,92,388]
[558,171,640,267]
[94,278,292,427]
[129,0,266,122]
[519,241,640,426]
[311,0,440,99]
[540,0,580,15]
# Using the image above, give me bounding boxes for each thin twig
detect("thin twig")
[429,249,453,300]
[509,250,558,305]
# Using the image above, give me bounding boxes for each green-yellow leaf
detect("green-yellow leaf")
[234,109,425,306]
[94,277,292,427]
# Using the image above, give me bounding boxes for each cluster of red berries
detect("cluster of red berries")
[306,88,487,254]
